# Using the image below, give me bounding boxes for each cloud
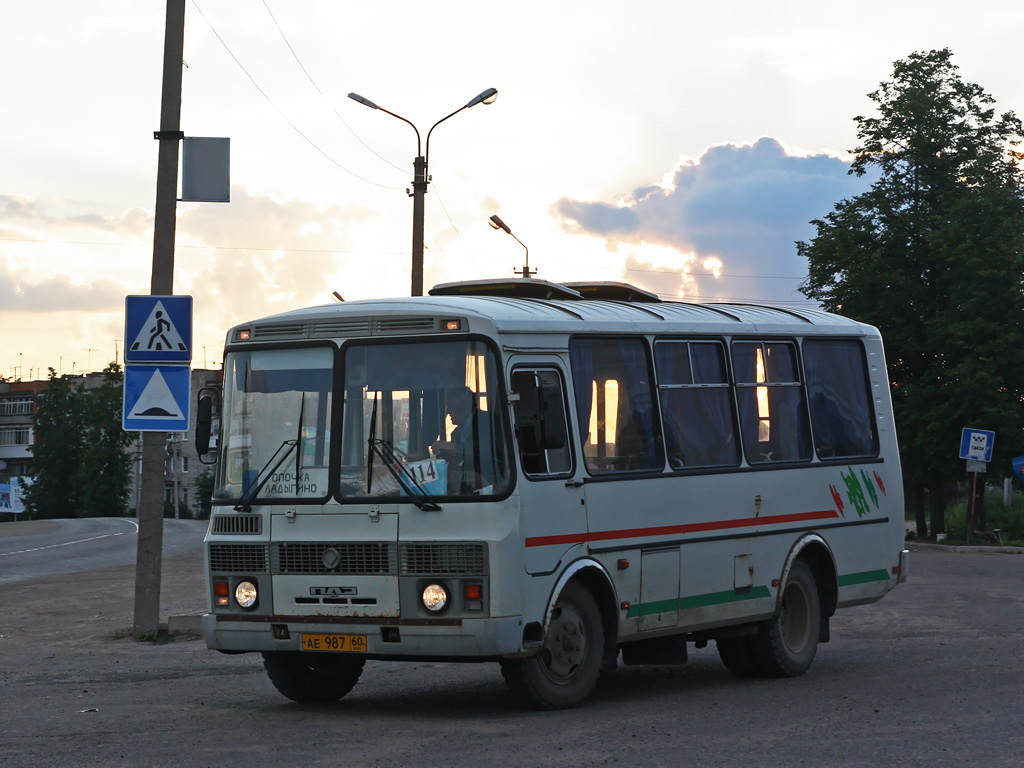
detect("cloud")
[0,195,49,221]
[0,255,125,312]
[551,137,871,303]
[173,186,380,335]
[68,207,152,236]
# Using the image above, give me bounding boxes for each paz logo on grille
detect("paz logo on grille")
[310,586,358,596]
[322,548,342,570]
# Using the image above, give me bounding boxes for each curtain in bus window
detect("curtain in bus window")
[654,342,689,466]
[619,340,657,469]
[687,343,739,466]
[803,340,878,458]
[569,341,594,447]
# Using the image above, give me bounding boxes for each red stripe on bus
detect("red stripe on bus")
[524,509,840,548]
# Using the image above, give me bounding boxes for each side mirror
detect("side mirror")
[195,386,220,462]
[195,395,213,455]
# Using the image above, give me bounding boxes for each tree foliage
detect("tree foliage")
[23,370,86,519]
[798,49,1024,516]
[193,468,215,519]
[77,364,135,518]
[24,364,136,519]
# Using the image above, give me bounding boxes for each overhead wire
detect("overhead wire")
[259,0,408,175]
[189,0,403,191]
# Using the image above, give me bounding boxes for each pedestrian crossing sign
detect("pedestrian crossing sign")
[123,365,191,432]
[124,295,192,363]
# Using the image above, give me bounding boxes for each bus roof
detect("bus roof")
[228,280,877,344]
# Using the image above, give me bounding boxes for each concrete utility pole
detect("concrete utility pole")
[134,0,185,637]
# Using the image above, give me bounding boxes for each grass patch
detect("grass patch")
[940,490,1024,546]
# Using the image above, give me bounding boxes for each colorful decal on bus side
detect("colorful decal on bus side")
[835,466,887,519]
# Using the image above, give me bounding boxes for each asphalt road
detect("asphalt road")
[0,517,207,585]
[0,525,1022,767]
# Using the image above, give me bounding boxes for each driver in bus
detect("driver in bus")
[433,386,495,495]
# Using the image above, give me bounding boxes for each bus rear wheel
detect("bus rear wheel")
[748,559,820,677]
[500,582,605,710]
[262,651,365,703]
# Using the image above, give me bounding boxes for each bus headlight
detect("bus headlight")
[421,583,449,612]
[235,580,258,609]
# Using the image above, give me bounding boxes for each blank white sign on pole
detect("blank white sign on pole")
[182,137,230,202]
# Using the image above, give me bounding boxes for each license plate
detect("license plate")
[299,633,367,653]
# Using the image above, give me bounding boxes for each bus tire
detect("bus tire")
[749,559,820,677]
[716,636,760,677]
[262,651,365,703]
[500,582,605,710]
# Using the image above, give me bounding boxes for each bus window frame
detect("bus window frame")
[730,336,814,467]
[799,336,880,461]
[213,339,341,508]
[568,334,665,477]
[652,336,741,471]
[334,333,517,505]
[509,365,576,481]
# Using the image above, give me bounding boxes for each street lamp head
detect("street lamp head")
[489,214,511,233]
[467,88,498,108]
[348,92,379,110]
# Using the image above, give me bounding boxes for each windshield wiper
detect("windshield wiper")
[234,438,298,512]
[366,391,379,493]
[367,437,442,511]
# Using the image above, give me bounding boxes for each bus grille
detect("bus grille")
[272,542,397,575]
[312,319,372,337]
[211,514,262,535]
[399,543,487,575]
[209,543,269,573]
[374,317,436,334]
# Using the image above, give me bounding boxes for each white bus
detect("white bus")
[197,278,908,709]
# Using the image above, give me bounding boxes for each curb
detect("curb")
[907,540,1024,554]
[167,614,203,635]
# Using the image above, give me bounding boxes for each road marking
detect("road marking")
[0,520,139,557]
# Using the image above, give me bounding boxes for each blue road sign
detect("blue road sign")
[959,428,995,463]
[123,365,191,432]
[124,295,193,363]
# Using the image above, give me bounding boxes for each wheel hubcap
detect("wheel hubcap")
[542,605,587,681]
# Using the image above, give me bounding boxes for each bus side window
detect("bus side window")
[511,370,573,477]
[569,337,662,474]
[654,341,739,470]
[732,341,811,464]
[803,339,879,459]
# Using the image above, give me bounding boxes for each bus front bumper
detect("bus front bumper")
[203,613,525,657]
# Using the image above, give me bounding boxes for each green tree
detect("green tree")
[25,364,136,519]
[193,467,215,519]
[24,370,86,519]
[798,49,1024,536]
[78,363,135,517]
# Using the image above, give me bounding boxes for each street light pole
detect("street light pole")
[489,214,534,278]
[348,88,498,296]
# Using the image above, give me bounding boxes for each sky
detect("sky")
[2,0,1023,379]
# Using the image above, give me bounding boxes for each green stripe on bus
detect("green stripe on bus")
[837,569,890,587]
[629,585,772,619]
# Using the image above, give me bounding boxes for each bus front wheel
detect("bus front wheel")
[262,651,365,703]
[748,558,820,677]
[500,582,605,710]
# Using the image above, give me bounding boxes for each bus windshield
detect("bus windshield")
[338,339,511,501]
[216,347,333,503]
